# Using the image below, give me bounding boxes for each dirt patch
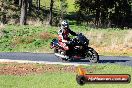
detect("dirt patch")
[40,32,57,40]
[0,62,77,76]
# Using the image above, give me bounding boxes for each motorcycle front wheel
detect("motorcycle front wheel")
[86,47,99,63]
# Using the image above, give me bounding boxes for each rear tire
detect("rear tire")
[54,49,71,62]
[86,47,99,63]
[54,48,58,53]
[61,57,72,62]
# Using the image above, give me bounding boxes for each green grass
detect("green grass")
[0,25,58,52]
[0,25,132,56]
[85,64,132,74]
[40,0,76,13]
[0,64,131,88]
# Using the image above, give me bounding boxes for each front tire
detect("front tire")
[86,47,99,63]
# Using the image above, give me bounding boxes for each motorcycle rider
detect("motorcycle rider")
[58,20,78,51]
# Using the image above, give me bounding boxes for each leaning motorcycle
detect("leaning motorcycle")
[50,33,99,63]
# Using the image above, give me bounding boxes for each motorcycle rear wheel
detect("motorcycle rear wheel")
[54,48,71,61]
[86,47,99,63]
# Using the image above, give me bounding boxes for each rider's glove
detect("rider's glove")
[76,33,79,36]
[66,41,71,45]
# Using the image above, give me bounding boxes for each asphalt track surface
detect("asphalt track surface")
[0,52,132,66]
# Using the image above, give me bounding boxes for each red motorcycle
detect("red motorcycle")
[50,33,99,63]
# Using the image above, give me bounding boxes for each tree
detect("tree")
[0,0,7,24]
[49,0,54,25]
[75,0,131,28]
[20,0,28,25]
[36,0,40,14]
[28,0,32,15]
[19,0,22,7]
[112,0,131,27]
[60,0,68,20]
[14,0,19,5]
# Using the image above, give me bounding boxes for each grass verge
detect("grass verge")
[0,25,132,56]
[0,63,131,88]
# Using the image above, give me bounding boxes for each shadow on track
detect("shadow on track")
[70,59,130,63]
[98,60,130,63]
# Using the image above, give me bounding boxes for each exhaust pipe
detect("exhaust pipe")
[55,53,69,59]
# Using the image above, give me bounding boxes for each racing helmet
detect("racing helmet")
[61,20,69,29]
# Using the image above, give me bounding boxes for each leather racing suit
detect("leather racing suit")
[58,28,77,50]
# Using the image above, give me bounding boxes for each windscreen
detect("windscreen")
[77,33,89,45]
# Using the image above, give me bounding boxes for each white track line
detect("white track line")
[0,59,89,66]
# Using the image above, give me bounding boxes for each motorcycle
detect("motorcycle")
[50,33,99,63]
